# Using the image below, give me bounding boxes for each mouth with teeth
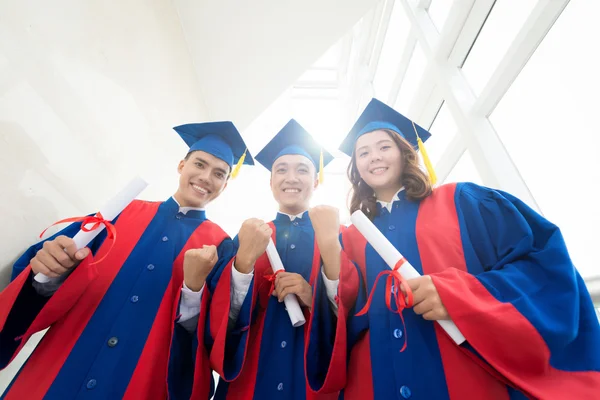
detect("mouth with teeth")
[191,183,211,196]
[282,188,301,194]
[370,166,388,175]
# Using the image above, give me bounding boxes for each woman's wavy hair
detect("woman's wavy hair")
[348,129,432,220]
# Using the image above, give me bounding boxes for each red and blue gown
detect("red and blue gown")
[207,211,338,400]
[0,197,234,399]
[306,182,600,399]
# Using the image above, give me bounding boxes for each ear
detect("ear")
[177,159,186,174]
[313,176,319,190]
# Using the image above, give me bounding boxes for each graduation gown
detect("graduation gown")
[0,197,233,399]
[306,183,600,399]
[208,212,338,400]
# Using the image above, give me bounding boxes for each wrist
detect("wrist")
[234,255,256,274]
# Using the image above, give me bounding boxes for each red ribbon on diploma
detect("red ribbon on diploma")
[39,212,117,265]
[259,269,284,308]
[356,257,414,351]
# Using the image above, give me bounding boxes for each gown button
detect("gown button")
[393,329,403,339]
[107,337,119,347]
[388,225,396,231]
[400,385,412,398]
[86,379,97,390]
[277,382,283,391]
[162,236,169,242]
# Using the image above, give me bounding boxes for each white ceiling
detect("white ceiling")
[0,0,379,285]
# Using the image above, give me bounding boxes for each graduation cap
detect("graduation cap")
[339,98,437,184]
[255,119,334,184]
[173,121,254,178]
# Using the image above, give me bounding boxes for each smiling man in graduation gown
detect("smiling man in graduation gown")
[0,122,253,399]
[206,119,339,399]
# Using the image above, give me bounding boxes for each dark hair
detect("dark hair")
[348,129,432,220]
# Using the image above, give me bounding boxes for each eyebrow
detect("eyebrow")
[356,139,394,153]
[273,161,312,170]
[195,157,229,175]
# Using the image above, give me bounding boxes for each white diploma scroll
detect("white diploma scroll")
[35,176,149,283]
[265,239,306,327]
[350,210,466,345]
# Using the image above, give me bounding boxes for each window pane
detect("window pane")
[462,0,537,95]
[394,42,426,117]
[425,101,458,165]
[373,1,410,101]
[443,149,482,185]
[489,0,600,278]
[428,0,455,32]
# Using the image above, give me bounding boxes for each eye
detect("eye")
[358,151,368,158]
[381,145,391,151]
[215,172,225,179]
[298,168,309,174]
[276,168,287,174]
[195,162,204,168]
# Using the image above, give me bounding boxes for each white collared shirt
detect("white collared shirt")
[376,187,405,213]
[278,211,306,221]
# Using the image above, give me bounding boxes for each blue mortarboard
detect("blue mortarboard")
[339,98,432,156]
[339,98,437,184]
[173,121,254,176]
[255,119,333,182]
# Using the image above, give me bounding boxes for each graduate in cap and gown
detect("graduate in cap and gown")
[0,122,253,400]
[305,98,600,399]
[207,119,339,399]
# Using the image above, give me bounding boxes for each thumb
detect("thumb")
[75,247,90,260]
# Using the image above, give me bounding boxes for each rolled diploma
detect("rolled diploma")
[350,210,466,345]
[34,176,149,283]
[265,239,306,327]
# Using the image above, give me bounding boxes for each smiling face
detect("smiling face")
[173,150,230,208]
[354,129,404,201]
[270,154,318,215]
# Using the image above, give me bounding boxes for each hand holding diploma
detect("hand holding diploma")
[34,176,149,283]
[351,210,465,345]
[265,239,306,327]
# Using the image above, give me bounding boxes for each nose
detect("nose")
[196,168,211,184]
[284,171,300,183]
[370,151,383,163]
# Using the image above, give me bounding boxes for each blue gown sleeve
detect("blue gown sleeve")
[429,182,600,398]
[0,219,113,368]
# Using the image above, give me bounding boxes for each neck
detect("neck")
[375,185,402,203]
[279,205,308,216]
[173,192,200,208]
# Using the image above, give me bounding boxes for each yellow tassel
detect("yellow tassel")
[231,149,246,179]
[318,148,324,184]
[412,122,437,185]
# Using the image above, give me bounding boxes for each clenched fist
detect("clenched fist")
[183,245,218,291]
[235,218,272,274]
[31,235,90,278]
[309,205,341,243]
[308,206,342,280]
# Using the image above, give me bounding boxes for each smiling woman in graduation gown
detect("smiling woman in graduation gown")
[305,99,600,399]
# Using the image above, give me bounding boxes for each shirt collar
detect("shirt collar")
[376,187,405,213]
[276,210,308,221]
[172,197,205,215]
